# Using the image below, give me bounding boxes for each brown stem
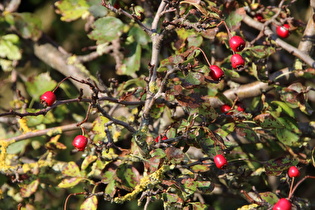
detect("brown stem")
[63,192,87,210]
[288,175,315,199]
[3,122,93,142]
[242,15,315,67]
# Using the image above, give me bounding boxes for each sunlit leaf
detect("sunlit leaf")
[55,0,90,22]
[62,161,81,177]
[0,34,21,61]
[25,73,57,101]
[20,179,39,198]
[81,155,98,170]
[80,195,98,210]
[58,177,84,188]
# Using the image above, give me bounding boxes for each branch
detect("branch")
[141,1,168,125]
[0,96,143,118]
[242,15,315,67]
[297,9,315,54]
[3,123,93,142]
[93,103,136,133]
[101,0,153,35]
[32,35,98,95]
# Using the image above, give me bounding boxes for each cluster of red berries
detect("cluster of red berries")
[272,166,300,210]
[154,135,168,143]
[40,90,89,151]
[220,104,245,115]
[229,35,246,69]
[209,35,246,81]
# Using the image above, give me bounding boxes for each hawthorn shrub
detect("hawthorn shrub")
[0,0,315,209]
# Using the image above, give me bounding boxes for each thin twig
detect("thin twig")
[93,103,136,133]
[3,122,93,142]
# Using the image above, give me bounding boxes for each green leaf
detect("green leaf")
[101,170,116,183]
[249,45,276,58]
[190,164,209,172]
[80,195,98,210]
[128,26,150,46]
[55,0,90,22]
[264,157,298,176]
[187,202,209,210]
[12,13,42,41]
[20,179,39,198]
[58,177,84,188]
[25,108,56,126]
[25,73,57,100]
[116,164,138,189]
[0,58,14,71]
[104,180,116,197]
[271,101,295,118]
[0,34,21,60]
[226,11,243,30]
[88,0,108,18]
[259,192,279,205]
[276,128,300,146]
[88,17,124,44]
[62,161,81,177]
[119,43,141,76]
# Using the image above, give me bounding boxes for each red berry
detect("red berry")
[255,13,264,22]
[220,105,232,113]
[209,65,224,81]
[40,91,56,106]
[113,3,120,9]
[237,105,245,112]
[72,135,88,151]
[229,36,246,52]
[288,166,300,178]
[230,54,245,68]
[276,24,290,38]
[214,154,228,169]
[154,135,168,143]
[273,198,291,210]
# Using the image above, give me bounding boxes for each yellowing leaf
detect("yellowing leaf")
[62,161,81,177]
[80,195,98,210]
[55,0,90,22]
[20,179,39,198]
[58,177,84,188]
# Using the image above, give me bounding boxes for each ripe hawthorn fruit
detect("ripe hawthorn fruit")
[72,135,88,151]
[220,105,232,113]
[288,166,300,178]
[255,13,264,22]
[214,154,228,169]
[209,65,224,81]
[40,91,56,106]
[154,135,168,143]
[229,36,246,52]
[272,198,292,210]
[237,105,245,112]
[231,54,245,68]
[276,24,290,38]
